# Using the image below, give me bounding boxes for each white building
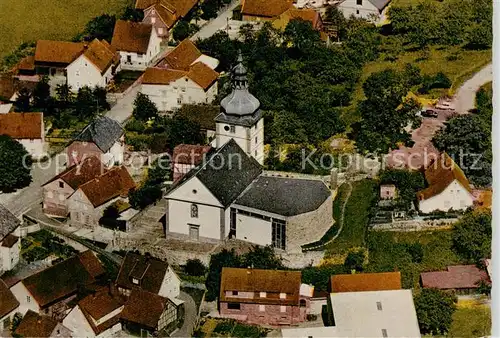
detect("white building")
[141,62,219,111]
[215,51,264,165]
[0,204,21,274]
[0,279,19,331]
[111,20,162,71]
[282,289,421,337]
[416,153,474,213]
[337,0,391,22]
[0,112,46,159]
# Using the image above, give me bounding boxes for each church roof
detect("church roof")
[234,175,331,216]
[167,139,262,208]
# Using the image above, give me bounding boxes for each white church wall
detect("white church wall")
[235,213,272,246]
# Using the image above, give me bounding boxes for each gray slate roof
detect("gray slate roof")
[74,116,124,152]
[0,203,20,241]
[368,0,391,11]
[234,176,331,217]
[169,139,262,208]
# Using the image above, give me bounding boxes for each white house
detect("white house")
[63,286,124,338]
[0,112,46,159]
[282,289,421,338]
[111,20,162,71]
[0,279,19,331]
[141,62,219,111]
[0,204,21,274]
[336,0,391,23]
[416,153,474,213]
[115,252,181,301]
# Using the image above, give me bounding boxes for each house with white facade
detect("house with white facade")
[0,204,21,274]
[0,279,19,331]
[63,286,124,338]
[15,310,72,338]
[0,112,46,159]
[34,39,120,92]
[336,0,391,23]
[142,63,218,111]
[111,20,161,71]
[115,252,181,301]
[67,115,125,167]
[416,153,474,213]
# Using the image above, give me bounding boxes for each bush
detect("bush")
[405,242,424,263]
[185,259,206,276]
[344,249,365,272]
[125,118,146,133]
[306,314,318,321]
[414,288,457,335]
[128,184,163,210]
[125,133,152,151]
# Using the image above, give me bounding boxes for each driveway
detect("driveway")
[453,63,492,113]
[191,0,241,41]
[172,291,198,337]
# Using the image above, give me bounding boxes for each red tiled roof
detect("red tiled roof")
[42,156,105,189]
[187,62,219,90]
[0,279,19,318]
[17,56,36,71]
[150,3,177,28]
[330,272,402,293]
[15,310,58,338]
[111,20,153,54]
[115,252,169,294]
[420,265,489,289]
[241,0,294,18]
[143,62,218,89]
[84,39,120,74]
[417,153,472,200]
[162,39,202,71]
[77,166,135,207]
[173,144,211,165]
[142,67,186,85]
[220,268,302,305]
[78,250,106,278]
[34,40,85,64]
[78,286,125,335]
[136,0,198,20]
[0,112,43,139]
[1,233,19,248]
[120,289,169,330]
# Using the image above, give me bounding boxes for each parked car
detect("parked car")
[435,99,454,110]
[422,109,438,118]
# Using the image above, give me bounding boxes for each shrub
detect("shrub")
[128,185,163,210]
[125,133,152,151]
[405,242,424,263]
[185,259,207,276]
[306,314,318,321]
[125,118,146,133]
[414,288,457,335]
[344,249,365,272]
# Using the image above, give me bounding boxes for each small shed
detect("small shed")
[380,184,397,200]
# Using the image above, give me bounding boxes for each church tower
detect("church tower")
[215,51,264,164]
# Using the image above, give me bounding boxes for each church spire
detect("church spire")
[232,49,248,90]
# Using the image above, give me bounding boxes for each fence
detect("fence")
[371,217,459,231]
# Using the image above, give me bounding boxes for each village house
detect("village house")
[272,8,325,35]
[111,20,162,71]
[67,115,125,167]
[15,310,72,338]
[172,144,212,182]
[0,112,46,159]
[0,279,20,331]
[416,153,474,213]
[282,289,421,337]
[42,156,105,218]
[63,286,125,338]
[115,252,181,301]
[0,74,37,113]
[158,39,219,71]
[219,268,313,326]
[33,39,120,91]
[336,0,392,23]
[141,62,219,111]
[120,289,179,335]
[67,166,135,228]
[9,251,105,320]
[330,272,402,293]
[240,0,294,21]
[0,204,21,274]
[420,265,490,295]
[135,0,199,40]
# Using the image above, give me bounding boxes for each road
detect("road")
[453,63,492,113]
[191,0,241,41]
[172,291,198,337]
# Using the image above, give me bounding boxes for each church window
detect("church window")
[272,219,286,250]
[255,137,257,144]
[191,204,198,218]
[230,125,236,133]
[224,125,230,131]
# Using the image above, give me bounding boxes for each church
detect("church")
[164,52,333,253]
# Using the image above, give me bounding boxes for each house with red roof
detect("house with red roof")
[172,144,212,182]
[416,153,474,213]
[0,278,20,331]
[420,265,490,294]
[0,112,46,159]
[15,310,71,338]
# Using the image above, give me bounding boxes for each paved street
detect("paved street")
[453,63,492,113]
[172,291,198,337]
[191,0,241,41]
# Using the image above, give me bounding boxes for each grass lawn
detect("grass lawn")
[342,46,492,125]
[448,302,491,337]
[21,229,79,263]
[365,230,463,289]
[0,0,131,58]
[324,179,377,258]
[194,318,269,338]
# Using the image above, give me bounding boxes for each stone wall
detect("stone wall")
[280,250,324,269]
[371,218,458,232]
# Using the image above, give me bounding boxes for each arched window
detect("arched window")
[300,299,307,307]
[191,204,198,218]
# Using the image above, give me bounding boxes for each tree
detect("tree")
[173,21,191,41]
[102,205,120,219]
[132,92,158,121]
[0,135,32,192]
[32,76,51,110]
[343,250,365,272]
[185,259,207,276]
[325,5,347,41]
[200,0,219,20]
[75,86,97,119]
[55,84,74,109]
[379,169,425,209]
[452,210,491,263]
[405,242,424,263]
[242,246,284,270]
[147,155,171,185]
[164,116,204,148]
[13,87,31,112]
[414,288,457,335]
[83,14,116,42]
[93,86,110,111]
[121,6,144,22]
[205,249,241,301]
[128,185,163,209]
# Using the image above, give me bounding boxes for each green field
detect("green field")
[0,0,131,58]
[448,304,491,337]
